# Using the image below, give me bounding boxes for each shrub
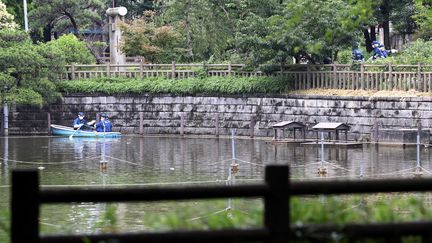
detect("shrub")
[46,34,95,64]
[57,76,294,95]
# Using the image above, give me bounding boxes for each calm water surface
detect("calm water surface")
[0,135,431,237]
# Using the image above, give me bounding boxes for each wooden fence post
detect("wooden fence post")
[180,114,185,136]
[12,170,39,243]
[47,112,51,135]
[172,61,176,79]
[140,63,144,79]
[360,63,365,90]
[388,63,393,90]
[106,63,111,78]
[139,112,144,135]
[264,165,290,243]
[418,63,423,92]
[215,113,219,137]
[374,120,379,144]
[228,63,232,76]
[307,64,311,89]
[332,64,337,89]
[71,63,75,80]
[250,116,256,138]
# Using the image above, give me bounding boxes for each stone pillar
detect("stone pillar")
[106,7,127,66]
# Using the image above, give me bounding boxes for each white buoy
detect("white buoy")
[37,166,45,170]
[170,167,175,171]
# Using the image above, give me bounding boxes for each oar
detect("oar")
[69,125,83,140]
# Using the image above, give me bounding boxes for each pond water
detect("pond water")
[0,135,431,239]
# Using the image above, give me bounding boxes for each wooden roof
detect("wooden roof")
[272,121,306,129]
[312,122,350,130]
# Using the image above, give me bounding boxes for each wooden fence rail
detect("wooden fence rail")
[62,63,432,92]
[11,165,432,243]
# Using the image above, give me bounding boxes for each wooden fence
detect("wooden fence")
[11,165,432,243]
[62,63,432,92]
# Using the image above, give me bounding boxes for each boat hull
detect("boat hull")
[51,125,121,138]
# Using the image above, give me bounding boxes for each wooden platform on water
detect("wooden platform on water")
[266,139,312,145]
[301,141,364,148]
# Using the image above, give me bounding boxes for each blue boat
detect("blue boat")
[51,124,121,138]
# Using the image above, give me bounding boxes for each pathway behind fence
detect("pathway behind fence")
[11,165,432,243]
[62,63,432,93]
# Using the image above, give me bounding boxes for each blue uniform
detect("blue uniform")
[372,47,386,60]
[95,120,113,132]
[73,118,87,128]
[352,49,364,62]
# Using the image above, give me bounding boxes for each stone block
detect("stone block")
[378,129,430,144]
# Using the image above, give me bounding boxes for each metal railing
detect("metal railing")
[11,165,432,243]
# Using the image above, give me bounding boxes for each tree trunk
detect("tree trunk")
[363,29,372,52]
[185,0,194,60]
[64,10,81,39]
[380,0,391,49]
[383,20,391,49]
[43,24,52,42]
[364,25,376,52]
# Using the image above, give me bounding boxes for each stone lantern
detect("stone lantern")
[106,7,127,65]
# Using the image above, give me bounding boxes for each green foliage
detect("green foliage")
[234,0,371,66]
[337,50,356,64]
[29,0,105,40]
[114,0,153,19]
[57,76,294,95]
[93,204,118,232]
[0,208,9,243]
[3,0,33,30]
[367,39,432,65]
[0,0,18,30]
[0,29,63,106]
[46,34,95,64]
[413,0,432,40]
[0,28,30,48]
[119,11,184,63]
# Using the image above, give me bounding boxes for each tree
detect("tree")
[234,0,372,66]
[46,34,95,64]
[157,0,241,62]
[119,11,183,63]
[113,0,154,19]
[29,0,105,41]
[0,0,18,29]
[3,0,34,30]
[0,29,65,106]
[413,0,432,40]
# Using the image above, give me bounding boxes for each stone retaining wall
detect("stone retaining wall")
[9,94,432,140]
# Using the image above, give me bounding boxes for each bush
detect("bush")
[46,34,95,64]
[0,30,63,106]
[57,76,294,95]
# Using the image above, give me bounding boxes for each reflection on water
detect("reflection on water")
[1,135,432,236]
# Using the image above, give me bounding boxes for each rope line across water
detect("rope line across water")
[0,156,101,165]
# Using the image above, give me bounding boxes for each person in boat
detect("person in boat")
[73,112,95,130]
[94,113,113,132]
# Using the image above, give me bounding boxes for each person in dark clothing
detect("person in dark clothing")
[94,113,113,132]
[352,48,364,62]
[73,112,95,130]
